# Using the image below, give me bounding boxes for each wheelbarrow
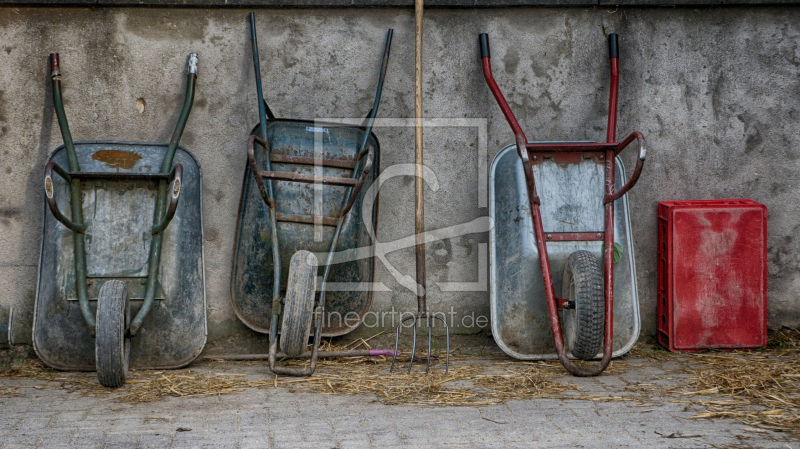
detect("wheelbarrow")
[481,33,646,376]
[230,14,391,376]
[33,53,206,387]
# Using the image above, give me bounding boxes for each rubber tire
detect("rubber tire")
[95,280,131,388]
[280,250,318,357]
[561,250,604,361]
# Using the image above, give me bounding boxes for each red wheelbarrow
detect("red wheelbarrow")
[481,33,646,376]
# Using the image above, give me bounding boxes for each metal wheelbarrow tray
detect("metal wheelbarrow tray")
[33,54,206,382]
[481,33,646,375]
[231,119,380,337]
[489,145,640,360]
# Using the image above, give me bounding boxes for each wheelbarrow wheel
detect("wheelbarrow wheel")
[280,250,318,358]
[561,250,604,361]
[95,280,131,388]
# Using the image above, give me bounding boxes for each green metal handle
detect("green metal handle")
[49,53,94,333]
[358,28,393,154]
[44,161,85,233]
[150,164,183,234]
[160,54,197,173]
[50,53,79,172]
[249,12,283,318]
[131,54,198,336]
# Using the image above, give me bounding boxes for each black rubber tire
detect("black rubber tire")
[561,250,604,361]
[280,250,318,357]
[95,280,131,388]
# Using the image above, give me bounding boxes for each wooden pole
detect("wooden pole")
[414,0,426,317]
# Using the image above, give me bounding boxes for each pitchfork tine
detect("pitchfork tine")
[433,315,449,374]
[390,315,415,374]
[409,319,418,374]
[389,314,449,375]
[426,318,432,374]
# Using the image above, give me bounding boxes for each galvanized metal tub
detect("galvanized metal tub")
[231,120,380,337]
[33,142,207,370]
[489,143,640,360]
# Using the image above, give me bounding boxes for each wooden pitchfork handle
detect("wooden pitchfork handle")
[414,0,426,317]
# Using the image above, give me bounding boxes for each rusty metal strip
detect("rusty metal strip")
[525,142,618,152]
[275,212,338,227]
[259,170,358,187]
[544,232,605,241]
[70,172,171,180]
[270,154,357,169]
[529,152,607,165]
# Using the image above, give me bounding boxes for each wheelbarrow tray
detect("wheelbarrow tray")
[33,142,207,371]
[231,119,380,336]
[489,143,640,360]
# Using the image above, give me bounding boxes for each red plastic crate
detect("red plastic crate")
[657,199,767,352]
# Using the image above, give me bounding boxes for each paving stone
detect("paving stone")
[239,432,270,449]
[239,412,268,430]
[140,433,174,449]
[1,433,41,447]
[337,440,372,449]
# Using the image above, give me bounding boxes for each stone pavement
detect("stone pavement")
[0,354,797,449]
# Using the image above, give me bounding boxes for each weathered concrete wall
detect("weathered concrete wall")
[1,6,799,353]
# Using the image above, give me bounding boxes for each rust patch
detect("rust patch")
[92,150,142,171]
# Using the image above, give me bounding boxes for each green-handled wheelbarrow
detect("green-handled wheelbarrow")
[230,14,391,376]
[33,53,207,388]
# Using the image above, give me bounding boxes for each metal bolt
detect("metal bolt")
[532,155,537,160]
[596,233,602,238]
[546,234,552,239]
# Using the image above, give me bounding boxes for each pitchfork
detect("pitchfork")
[389,0,449,376]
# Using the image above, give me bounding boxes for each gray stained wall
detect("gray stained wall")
[0,6,798,351]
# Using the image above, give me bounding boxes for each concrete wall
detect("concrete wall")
[1,6,799,352]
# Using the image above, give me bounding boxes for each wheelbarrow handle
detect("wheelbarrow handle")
[50,53,80,173]
[151,164,183,234]
[44,161,86,234]
[340,146,375,217]
[247,134,275,209]
[160,54,197,173]
[604,131,646,204]
[608,33,619,59]
[479,33,490,59]
[479,33,528,147]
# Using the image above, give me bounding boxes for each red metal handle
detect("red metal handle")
[605,132,646,204]
[480,34,539,204]
[606,36,619,143]
[480,34,527,147]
